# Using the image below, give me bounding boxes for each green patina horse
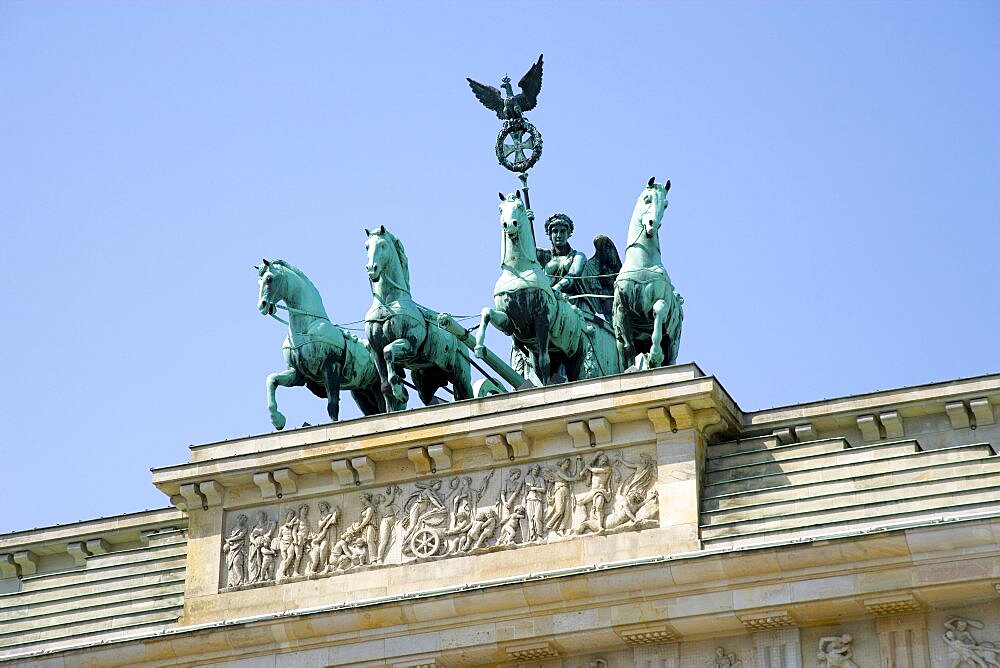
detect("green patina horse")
[257,259,385,429]
[364,226,474,411]
[612,177,684,369]
[475,192,621,385]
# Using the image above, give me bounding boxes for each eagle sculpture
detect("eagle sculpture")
[467,54,544,121]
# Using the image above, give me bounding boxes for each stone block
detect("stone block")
[648,406,675,434]
[485,434,511,461]
[272,469,298,494]
[945,401,971,429]
[350,456,376,484]
[568,420,592,448]
[970,398,996,426]
[0,553,19,579]
[66,542,90,566]
[427,444,452,472]
[506,430,531,458]
[505,640,559,661]
[880,411,905,439]
[793,423,818,441]
[199,480,223,507]
[407,446,432,474]
[253,472,279,500]
[857,414,882,442]
[863,593,924,616]
[13,550,38,576]
[588,417,612,445]
[331,459,356,486]
[613,621,679,645]
[739,609,795,631]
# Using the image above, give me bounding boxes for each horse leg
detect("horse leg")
[533,307,551,385]
[649,299,668,367]
[410,368,439,406]
[383,339,414,409]
[319,360,342,422]
[350,388,382,416]
[613,289,635,370]
[451,348,474,400]
[369,334,400,412]
[266,367,304,430]
[474,308,512,359]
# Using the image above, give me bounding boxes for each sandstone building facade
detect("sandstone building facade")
[1,365,998,667]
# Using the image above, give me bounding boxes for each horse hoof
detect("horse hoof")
[474,346,487,360]
[271,412,287,430]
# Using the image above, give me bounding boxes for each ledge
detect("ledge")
[150,363,740,498]
[0,508,186,557]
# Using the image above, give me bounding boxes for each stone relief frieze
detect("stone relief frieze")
[219,447,659,590]
[943,617,1000,668]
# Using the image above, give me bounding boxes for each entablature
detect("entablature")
[150,363,740,502]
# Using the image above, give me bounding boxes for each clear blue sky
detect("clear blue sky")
[1,1,997,534]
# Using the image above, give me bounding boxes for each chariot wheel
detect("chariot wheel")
[496,119,542,173]
[410,527,440,558]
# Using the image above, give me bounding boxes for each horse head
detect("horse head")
[629,177,671,247]
[365,225,411,293]
[498,190,535,264]
[257,258,285,316]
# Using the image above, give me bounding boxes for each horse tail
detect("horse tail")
[666,290,684,365]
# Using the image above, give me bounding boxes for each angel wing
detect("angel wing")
[584,235,622,321]
[466,78,505,118]
[514,54,544,112]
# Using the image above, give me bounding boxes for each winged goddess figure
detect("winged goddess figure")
[467,54,544,121]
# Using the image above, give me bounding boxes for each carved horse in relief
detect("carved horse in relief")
[612,177,684,369]
[257,259,385,429]
[475,191,621,385]
[364,226,474,411]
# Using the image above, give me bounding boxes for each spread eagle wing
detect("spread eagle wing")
[584,235,622,321]
[514,54,544,112]
[466,78,505,118]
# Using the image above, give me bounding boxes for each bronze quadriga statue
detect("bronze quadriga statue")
[612,178,684,370]
[256,259,385,429]
[363,226,474,412]
[474,192,622,386]
[252,57,685,429]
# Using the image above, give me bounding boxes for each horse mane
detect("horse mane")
[379,229,411,287]
[270,260,322,297]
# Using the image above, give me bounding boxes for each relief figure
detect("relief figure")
[293,503,311,575]
[943,618,1000,668]
[463,508,498,551]
[498,468,524,536]
[276,509,300,580]
[374,485,402,564]
[817,634,859,668]
[524,464,547,541]
[573,451,614,534]
[304,501,338,576]
[543,457,580,535]
[247,511,275,583]
[497,504,526,546]
[402,479,447,552]
[222,513,249,588]
[445,496,474,553]
[714,647,742,668]
[606,452,658,530]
